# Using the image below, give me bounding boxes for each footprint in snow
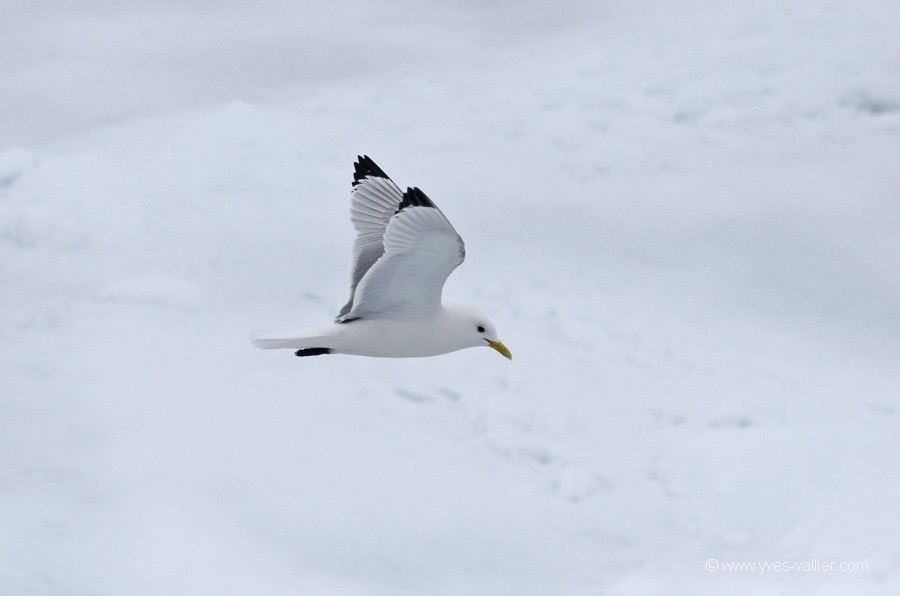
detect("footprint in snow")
[394,387,460,404]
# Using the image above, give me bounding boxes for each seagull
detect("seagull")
[251,156,511,360]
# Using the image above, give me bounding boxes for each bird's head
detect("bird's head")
[444,299,511,360]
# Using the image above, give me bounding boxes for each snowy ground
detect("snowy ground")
[3,1,900,594]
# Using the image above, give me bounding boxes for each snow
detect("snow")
[3,0,900,594]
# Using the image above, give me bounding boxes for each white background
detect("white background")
[2,1,899,593]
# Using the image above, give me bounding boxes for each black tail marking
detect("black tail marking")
[295,347,332,357]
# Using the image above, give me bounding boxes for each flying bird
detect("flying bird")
[251,156,511,360]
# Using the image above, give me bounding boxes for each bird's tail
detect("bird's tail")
[250,329,336,356]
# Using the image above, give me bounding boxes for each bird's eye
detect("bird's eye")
[477,325,485,333]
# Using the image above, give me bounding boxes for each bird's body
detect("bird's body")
[253,299,495,358]
[251,156,510,360]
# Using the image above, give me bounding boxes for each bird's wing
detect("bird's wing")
[340,186,466,322]
[336,155,405,320]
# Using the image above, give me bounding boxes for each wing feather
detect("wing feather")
[341,189,465,322]
[337,156,404,320]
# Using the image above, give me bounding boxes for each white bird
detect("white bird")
[251,156,511,360]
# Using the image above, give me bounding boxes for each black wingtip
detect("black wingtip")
[396,187,437,213]
[352,155,390,187]
[294,347,332,357]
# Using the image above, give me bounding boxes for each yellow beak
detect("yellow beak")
[487,339,512,360]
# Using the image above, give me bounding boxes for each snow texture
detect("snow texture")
[2,1,899,594]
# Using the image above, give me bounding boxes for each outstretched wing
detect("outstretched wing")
[336,155,405,320]
[340,187,466,322]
